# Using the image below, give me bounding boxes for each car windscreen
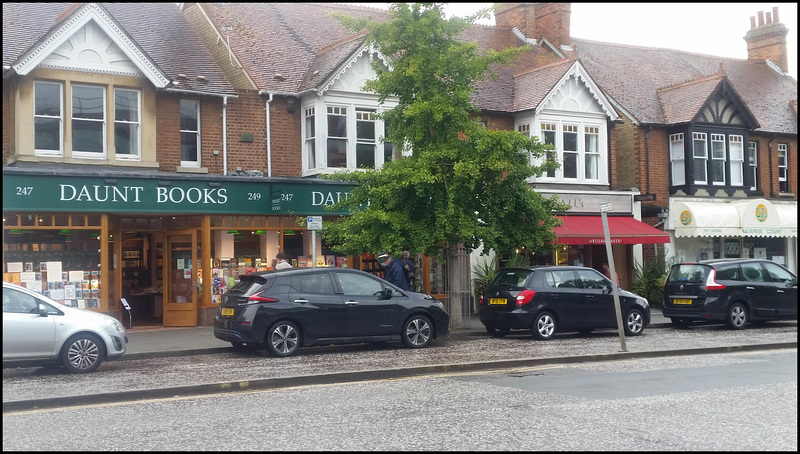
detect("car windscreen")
[490,269,533,287]
[667,264,709,283]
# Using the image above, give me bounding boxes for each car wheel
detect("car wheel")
[670,318,692,328]
[402,315,433,348]
[624,309,645,336]
[60,333,105,373]
[531,312,556,340]
[265,321,301,357]
[725,302,748,330]
[486,326,511,338]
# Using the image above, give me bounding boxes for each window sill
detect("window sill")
[176,166,208,174]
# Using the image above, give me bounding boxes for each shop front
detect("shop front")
[3,169,356,327]
[670,198,798,273]
[537,189,671,290]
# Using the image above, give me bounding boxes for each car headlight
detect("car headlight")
[110,319,125,333]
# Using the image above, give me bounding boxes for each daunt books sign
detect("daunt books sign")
[3,174,354,215]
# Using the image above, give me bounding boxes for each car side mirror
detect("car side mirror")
[381,288,393,300]
[38,304,48,317]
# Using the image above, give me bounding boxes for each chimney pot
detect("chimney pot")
[772,7,779,23]
[750,16,756,29]
[757,11,764,26]
[766,12,772,24]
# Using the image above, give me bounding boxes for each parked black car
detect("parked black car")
[662,259,798,329]
[214,267,450,356]
[478,266,651,340]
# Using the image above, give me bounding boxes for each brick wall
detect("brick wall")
[154,94,224,174]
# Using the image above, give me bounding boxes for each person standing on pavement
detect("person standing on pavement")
[275,252,292,270]
[602,262,619,286]
[401,250,416,291]
[376,251,409,291]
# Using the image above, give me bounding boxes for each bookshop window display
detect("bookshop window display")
[4,213,109,310]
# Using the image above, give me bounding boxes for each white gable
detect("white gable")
[537,61,619,120]
[40,20,142,77]
[12,3,169,87]
[328,51,376,93]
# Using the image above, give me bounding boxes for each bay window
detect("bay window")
[305,107,316,169]
[728,135,743,186]
[356,108,376,169]
[710,133,726,185]
[584,126,599,180]
[326,106,347,168]
[692,132,708,184]
[533,120,604,184]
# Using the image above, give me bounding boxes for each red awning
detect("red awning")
[554,216,671,245]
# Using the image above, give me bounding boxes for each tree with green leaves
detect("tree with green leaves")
[322,3,567,261]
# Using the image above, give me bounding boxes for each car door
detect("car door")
[334,271,400,337]
[576,268,617,329]
[739,262,778,317]
[2,287,58,360]
[541,269,585,331]
[762,262,798,317]
[288,271,346,339]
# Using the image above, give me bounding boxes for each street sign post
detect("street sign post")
[600,203,627,352]
[307,216,322,267]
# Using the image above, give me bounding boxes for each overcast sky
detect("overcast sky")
[348,3,798,79]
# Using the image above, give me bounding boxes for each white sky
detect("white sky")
[349,3,798,79]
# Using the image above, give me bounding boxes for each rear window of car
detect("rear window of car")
[491,270,533,287]
[230,274,274,294]
[667,264,709,283]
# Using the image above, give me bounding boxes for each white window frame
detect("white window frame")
[326,105,348,169]
[748,141,758,191]
[304,107,316,170]
[180,99,201,168]
[728,135,743,186]
[670,133,685,185]
[692,132,708,184]
[355,108,377,169]
[114,88,141,161]
[33,81,63,157]
[778,143,788,193]
[71,84,107,159]
[584,126,600,180]
[531,118,605,184]
[710,133,726,185]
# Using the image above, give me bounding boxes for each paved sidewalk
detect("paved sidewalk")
[123,312,674,358]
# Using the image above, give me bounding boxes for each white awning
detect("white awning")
[674,201,740,237]
[774,203,798,237]
[733,198,783,237]
[674,199,796,238]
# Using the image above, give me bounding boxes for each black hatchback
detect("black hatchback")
[662,259,797,329]
[214,267,450,356]
[478,266,651,340]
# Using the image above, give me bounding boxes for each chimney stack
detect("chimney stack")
[744,7,788,73]
[495,3,572,50]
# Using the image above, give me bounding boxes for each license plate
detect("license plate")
[489,298,507,305]
[672,298,693,305]
[221,307,235,316]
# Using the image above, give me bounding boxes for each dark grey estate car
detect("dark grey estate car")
[214,267,450,356]
[479,266,651,340]
[662,258,797,329]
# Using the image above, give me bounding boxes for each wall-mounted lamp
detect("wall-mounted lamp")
[158,181,171,187]
[287,98,295,114]
[104,179,118,185]
[208,182,221,188]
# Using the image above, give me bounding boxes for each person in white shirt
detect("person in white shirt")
[275,252,292,270]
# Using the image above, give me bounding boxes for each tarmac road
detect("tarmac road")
[2,314,796,412]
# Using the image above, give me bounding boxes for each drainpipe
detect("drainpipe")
[223,96,229,175]
[265,93,273,177]
[653,219,664,257]
[644,126,652,194]
[767,134,776,197]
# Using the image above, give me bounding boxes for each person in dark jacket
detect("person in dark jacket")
[401,250,416,291]
[376,251,409,291]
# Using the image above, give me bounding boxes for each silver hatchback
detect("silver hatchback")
[3,282,128,373]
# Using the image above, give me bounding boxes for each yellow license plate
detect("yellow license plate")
[489,298,506,305]
[672,298,693,305]
[221,307,235,316]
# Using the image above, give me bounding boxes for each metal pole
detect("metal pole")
[600,205,627,352]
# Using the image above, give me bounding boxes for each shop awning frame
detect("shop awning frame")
[553,216,671,245]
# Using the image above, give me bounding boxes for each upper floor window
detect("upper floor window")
[728,135,743,186]
[670,133,685,185]
[180,100,200,168]
[748,141,758,191]
[326,106,348,168]
[114,89,140,159]
[305,107,316,169]
[302,101,395,174]
[72,84,106,158]
[778,143,789,193]
[34,81,63,156]
[534,120,603,183]
[692,132,708,184]
[710,134,726,185]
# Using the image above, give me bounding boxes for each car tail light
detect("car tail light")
[247,291,279,303]
[479,294,485,306]
[705,269,726,290]
[516,289,536,306]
